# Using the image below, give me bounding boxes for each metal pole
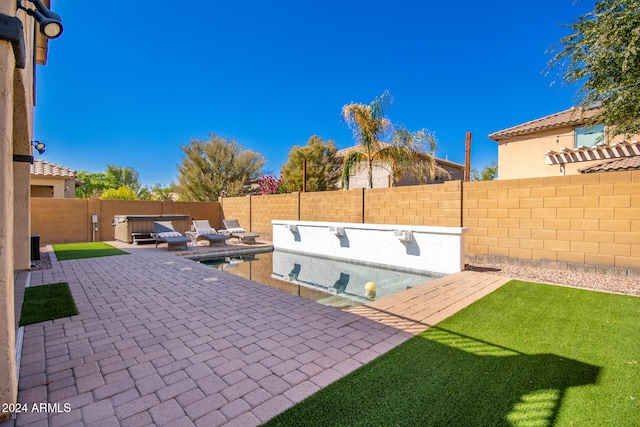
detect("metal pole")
[465,132,472,182]
[302,161,307,192]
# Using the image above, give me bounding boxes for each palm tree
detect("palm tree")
[382,128,445,186]
[341,91,392,189]
[341,92,444,188]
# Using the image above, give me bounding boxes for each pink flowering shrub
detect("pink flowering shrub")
[258,174,291,195]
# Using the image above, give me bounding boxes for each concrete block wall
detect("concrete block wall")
[162,201,222,230]
[220,183,462,235]
[365,181,461,227]
[31,199,223,244]
[463,171,640,272]
[251,193,299,240]
[31,198,90,244]
[31,172,640,274]
[219,196,252,232]
[300,189,364,223]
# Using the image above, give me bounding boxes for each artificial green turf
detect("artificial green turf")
[264,280,640,426]
[19,282,78,326]
[52,242,128,260]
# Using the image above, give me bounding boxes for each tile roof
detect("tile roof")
[579,156,640,173]
[30,159,76,178]
[489,106,602,141]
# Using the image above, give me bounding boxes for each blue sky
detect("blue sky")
[34,0,595,187]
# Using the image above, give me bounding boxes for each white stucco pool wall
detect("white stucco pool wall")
[272,220,467,275]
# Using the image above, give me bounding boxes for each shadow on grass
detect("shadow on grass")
[265,326,600,427]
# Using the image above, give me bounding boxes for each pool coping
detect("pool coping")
[182,246,273,261]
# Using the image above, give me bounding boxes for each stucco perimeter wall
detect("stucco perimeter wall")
[219,182,463,235]
[31,198,90,244]
[219,196,252,233]
[250,193,299,241]
[30,172,640,272]
[463,171,640,272]
[31,199,223,244]
[300,189,364,223]
[365,181,461,227]
[220,173,639,273]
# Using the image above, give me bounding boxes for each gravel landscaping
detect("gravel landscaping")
[467,263,640,296]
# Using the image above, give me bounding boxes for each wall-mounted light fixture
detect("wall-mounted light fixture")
[14,140,45,163]
[32,140,45,154]
[17,0,63,39]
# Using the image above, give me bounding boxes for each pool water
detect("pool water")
[197,249,439,307]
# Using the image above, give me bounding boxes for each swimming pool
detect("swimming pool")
[195,249,440,307]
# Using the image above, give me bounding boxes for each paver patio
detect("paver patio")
[4,244,509,426]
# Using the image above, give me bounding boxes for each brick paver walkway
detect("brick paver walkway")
[347,271,510,334]
[6,247,508,426]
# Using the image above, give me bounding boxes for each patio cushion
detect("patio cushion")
[197,228,218,235]
[157,231,182,238]
[227,227,246,234]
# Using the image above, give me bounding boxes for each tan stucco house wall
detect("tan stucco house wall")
[337,144,465,189]
[0,0,56,418]
[494,126,613,179]
[489,106,638,180]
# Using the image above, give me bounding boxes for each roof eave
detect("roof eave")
[489,107,602,141]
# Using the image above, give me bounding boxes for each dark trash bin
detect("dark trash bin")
[30,234,40,261]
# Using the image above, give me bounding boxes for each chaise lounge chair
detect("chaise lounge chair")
[152,221,191,250]
[192,220,230,247]
[222,219,260,244]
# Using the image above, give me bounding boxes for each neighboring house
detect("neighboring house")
[30,159,78,198]
[336,144,465,189]
[578,156,640,174]
[489,106,640,179]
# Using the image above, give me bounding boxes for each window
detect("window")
[30,185,54,197]
[575,124,604,148]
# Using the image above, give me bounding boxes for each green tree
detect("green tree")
[75,171,118,198]
[148,183,174,201]
[471,161,498,181]
[341,91,393,188]
[548,0,640,137]
[281,135,342,192]
[99,186,138,200]
[76,166,148,199]
[175,134,265,201]
[105,165,144,196]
